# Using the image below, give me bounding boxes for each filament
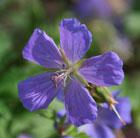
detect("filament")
[110,104,126,126]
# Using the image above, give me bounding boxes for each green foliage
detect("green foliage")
[0,0,140,137]
[124,12,140,38]
[0,28,12,62]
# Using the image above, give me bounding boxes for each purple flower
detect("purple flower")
[54,109,68,131]
[18,18,124,126]
[63,136,73,138]
[57,109,66,119]
[79,92,132,138]
[74,0,112,18]
[79,123,115,138]
[74,0,130,18]
[98,91,132,129]
[17,134,32,138]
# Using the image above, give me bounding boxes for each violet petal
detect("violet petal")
[79,51,124,86]
[79,123,115,138]
[64,78,97,126]
[23,28,64,69]
[60,18,92,63]
[18,72,62,111]
[98,97,131,129]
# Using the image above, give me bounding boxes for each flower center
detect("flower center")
[51,67,74,87]
[51,48,87,87]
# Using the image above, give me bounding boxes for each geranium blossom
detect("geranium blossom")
[18,18,124,126]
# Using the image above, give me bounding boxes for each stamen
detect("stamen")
[52,73,65,87]
[110,104,126,126]
[52,66,75,88]
[55,69,67,74]
[52,71,71,88]
[68,75,72,80]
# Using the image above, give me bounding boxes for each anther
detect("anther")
[52,74,64,87]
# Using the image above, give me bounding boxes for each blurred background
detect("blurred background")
[0,0,140,138]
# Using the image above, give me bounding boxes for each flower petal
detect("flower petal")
[79,51,124,86]
[56,88,64,102]
[79,123,115,138]
[113,97,132,128]
[59,18,92,63]
[98,97,131,129]
[18,72,62,111]
[64,78,97,126]
[23,28,64,69]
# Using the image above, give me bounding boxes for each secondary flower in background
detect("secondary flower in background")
[17,134,33,138]
[18,18,124,126]
[79,91,132,138]
[73,0,130,18]
[54,92,131,138]
[74,0,112,18]
[54,109,69,137]
[73,0,133,62]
